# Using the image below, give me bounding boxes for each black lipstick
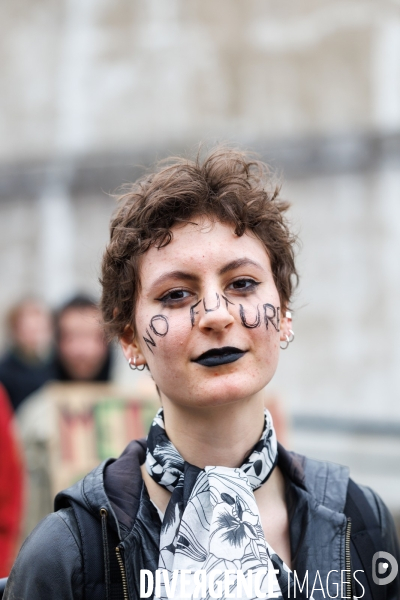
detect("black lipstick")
[192,346,246,367]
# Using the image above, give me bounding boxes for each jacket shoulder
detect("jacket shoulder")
[55,438,147,539]
[294,447,399,555]
[4,508,83,600]
[295,449,400,559]
[357,484,400,556]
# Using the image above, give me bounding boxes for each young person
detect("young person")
[4,148,399,600]
[0,299,54,412]
[15,294,114,539]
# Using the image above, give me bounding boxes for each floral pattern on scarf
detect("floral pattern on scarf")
[145,409,306,600]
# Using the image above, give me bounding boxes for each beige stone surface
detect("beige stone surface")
[1,0,400,160]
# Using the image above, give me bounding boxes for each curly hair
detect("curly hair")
[100,146,298,340]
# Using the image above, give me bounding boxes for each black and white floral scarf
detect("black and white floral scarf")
[145,408,295,600]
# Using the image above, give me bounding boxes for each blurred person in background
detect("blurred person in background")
[0,384,23,578]
[15,294,114,539]
[54,294,112,382]
[0,299,54,412]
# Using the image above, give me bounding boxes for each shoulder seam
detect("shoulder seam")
[56,509,83,560]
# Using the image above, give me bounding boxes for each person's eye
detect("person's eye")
[157,289,192,304]
[228,278,261,292]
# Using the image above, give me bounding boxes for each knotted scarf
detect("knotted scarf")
[145,408,293,600]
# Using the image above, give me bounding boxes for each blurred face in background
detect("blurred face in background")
[57,306,108,380]
[11,300,53,359]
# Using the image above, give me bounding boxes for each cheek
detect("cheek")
[236,296,281,334]
[139,312,191,365]
[249,323,280,367]
[235,297,281,368]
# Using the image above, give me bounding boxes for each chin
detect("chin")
[164,371,269,409]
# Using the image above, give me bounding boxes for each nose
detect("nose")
[197,293,235,332]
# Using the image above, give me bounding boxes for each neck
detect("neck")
[160,391,266,469]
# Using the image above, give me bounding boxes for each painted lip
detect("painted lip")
[192,346,247,367]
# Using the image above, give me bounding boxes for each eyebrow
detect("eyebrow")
[150,258,264,292]
[151,270,199,291]
[218,258,264,275]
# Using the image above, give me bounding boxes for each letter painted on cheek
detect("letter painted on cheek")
[203,293,220,313]
[239,304,261,328]
[263,304,280,332]
[221,295,235,309]
[190,300,201,328]
[149,315,169,337]
[142,315,169,353]
[142,329,156,353]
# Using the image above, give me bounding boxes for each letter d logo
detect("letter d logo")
[372,551,398,586]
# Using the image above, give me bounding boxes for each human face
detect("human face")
[13,302,53,357]
[58,307,108,380]
[122,220,290,408]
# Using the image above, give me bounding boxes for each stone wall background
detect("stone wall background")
[1,0,400,514]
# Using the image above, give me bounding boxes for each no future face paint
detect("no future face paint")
[143,314,169,353]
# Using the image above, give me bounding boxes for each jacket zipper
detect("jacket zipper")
[115,545,129,600]
[345,517,352,599]
[100,508,110,599]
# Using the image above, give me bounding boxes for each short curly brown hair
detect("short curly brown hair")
[100,146,298,340]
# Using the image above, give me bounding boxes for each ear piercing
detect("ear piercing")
[128,356,146,371]
[280,336,290,350]
[280,311,295,350]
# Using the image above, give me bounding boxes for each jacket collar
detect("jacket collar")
[56,438,350,543]
[55,438,146,541]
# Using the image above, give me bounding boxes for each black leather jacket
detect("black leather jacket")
[4,441,400,600]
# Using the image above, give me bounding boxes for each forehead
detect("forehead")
[14,302,47,319]
[59,308,100,331]
[139,220,271,286]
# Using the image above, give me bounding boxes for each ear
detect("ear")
[120,325,147,367]
[279,310,293,341]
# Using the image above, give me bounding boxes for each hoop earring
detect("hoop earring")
[280,335,290,350]
[288,329,295,343]
[128,356,146,371]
